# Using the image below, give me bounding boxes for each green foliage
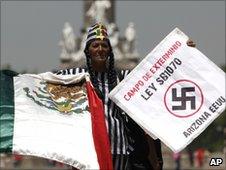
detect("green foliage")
[189,65,226,152]
[189,110,225,152]
[221,65,226,72]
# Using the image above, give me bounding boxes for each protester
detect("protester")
[173,152,181,170]
[187,147,194,167]
[13,154,23,168]
[56,23,195,170]
[195,148,205,167]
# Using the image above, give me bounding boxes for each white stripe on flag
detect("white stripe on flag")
[13,73,99,169]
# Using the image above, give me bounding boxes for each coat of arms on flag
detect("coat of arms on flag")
[0,71,113,170]
[23,77,88,114]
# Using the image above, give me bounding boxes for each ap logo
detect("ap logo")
[209,158,223,166]
[164,79,204,118]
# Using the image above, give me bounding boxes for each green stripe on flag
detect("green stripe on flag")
[0,70,18,153]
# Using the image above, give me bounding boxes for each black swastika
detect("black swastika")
[172,87,196,110]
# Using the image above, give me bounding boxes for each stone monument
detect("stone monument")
[59,0,140,70]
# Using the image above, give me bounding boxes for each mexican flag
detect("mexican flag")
[0,70,113,170]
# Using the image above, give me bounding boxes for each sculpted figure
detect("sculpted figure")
[124,22,136,54]
[59,22,77,61]
[87,0,111,24]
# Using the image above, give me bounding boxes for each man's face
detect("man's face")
[88,39,110,71]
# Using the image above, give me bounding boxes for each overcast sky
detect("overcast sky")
[1,1,225,73]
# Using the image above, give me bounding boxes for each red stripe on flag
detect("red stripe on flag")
[86,82,113,170]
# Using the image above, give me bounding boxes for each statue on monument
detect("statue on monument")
[86,0,111,24]
[108,23,123,60]
[123,22,139,59]
[72,28,87,63]
[59,22,77,61]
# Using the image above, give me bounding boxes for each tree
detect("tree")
[189,65,226,152]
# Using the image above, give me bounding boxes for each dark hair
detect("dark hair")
[84,39,117,99]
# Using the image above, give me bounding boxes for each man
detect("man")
[57,23,195,170]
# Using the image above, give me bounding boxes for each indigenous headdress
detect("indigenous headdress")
[85,23,109,45]
[83,23,117,95]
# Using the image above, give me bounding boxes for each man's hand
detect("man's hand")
[187,39,196,47]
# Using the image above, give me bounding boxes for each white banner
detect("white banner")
[109,28,226,152]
